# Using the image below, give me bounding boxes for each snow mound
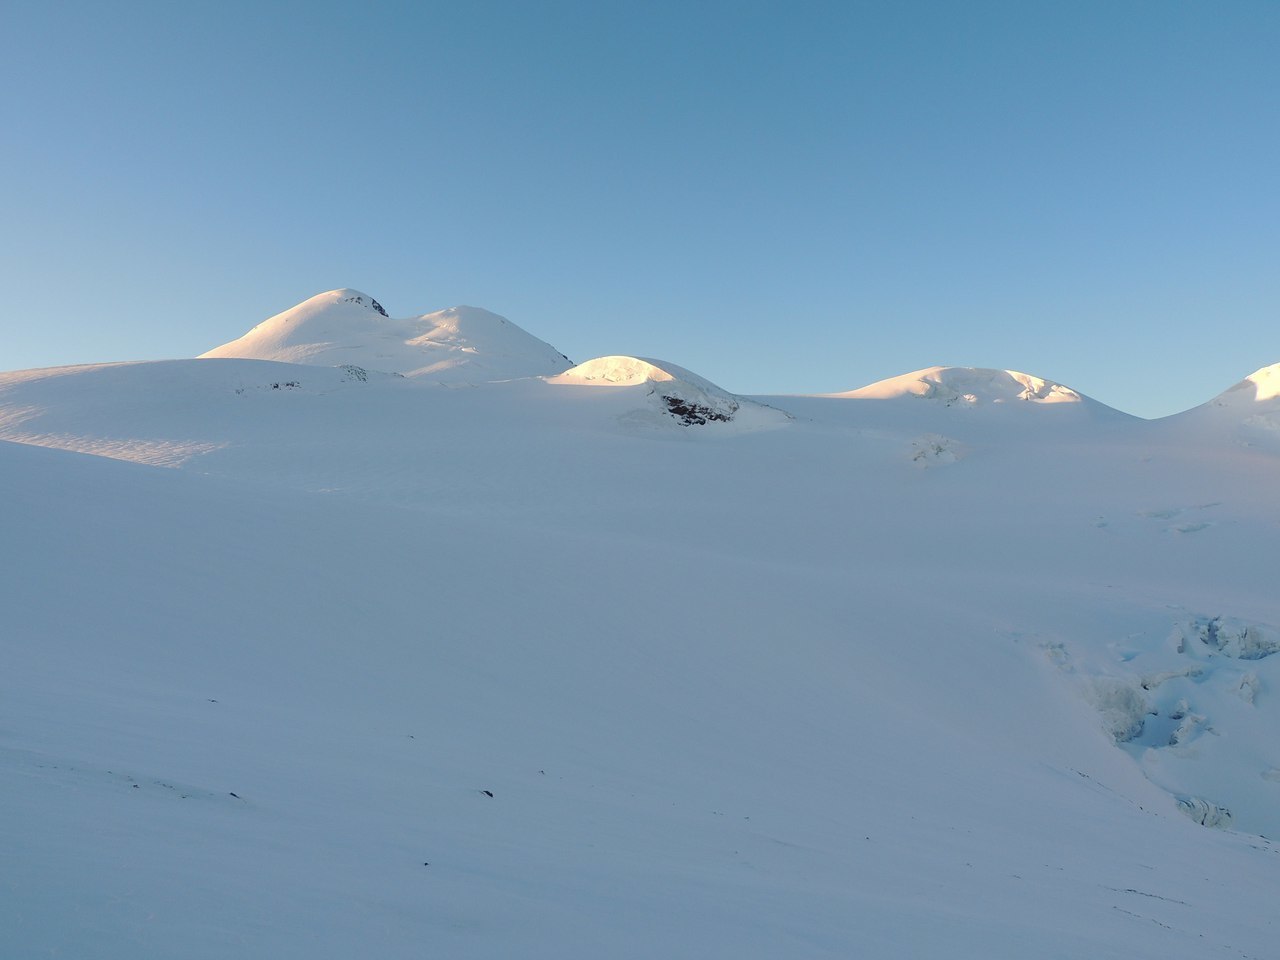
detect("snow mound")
[1191,362,1280,433]
[835,366,1087,406]
[1149,361,1280,452]
[547,356,790,432]
[551,355,722,391]
[200,289,572,382]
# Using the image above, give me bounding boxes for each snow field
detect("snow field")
[4,292,1280,957]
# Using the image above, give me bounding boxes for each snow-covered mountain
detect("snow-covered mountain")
[4,299,1280,959]
[200,288,572,382]
[833,364,1122,413]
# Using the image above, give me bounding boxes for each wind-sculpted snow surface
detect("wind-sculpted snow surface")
[4,322,1280,958]
[201,288,572,382]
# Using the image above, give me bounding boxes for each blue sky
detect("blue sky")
[3,1,1277,417]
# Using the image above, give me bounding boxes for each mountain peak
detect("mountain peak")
[835,366,1088,406]
[326,289,389,317]
[199,291,570,381]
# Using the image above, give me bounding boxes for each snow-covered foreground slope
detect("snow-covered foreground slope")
[4,348,1280,959]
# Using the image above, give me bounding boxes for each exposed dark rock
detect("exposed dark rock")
[341,294,389,317]
[662,395,734,426]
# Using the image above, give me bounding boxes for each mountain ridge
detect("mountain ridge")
[181,289,1279,420]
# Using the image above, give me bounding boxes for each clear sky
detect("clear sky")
[2,1,1277,417]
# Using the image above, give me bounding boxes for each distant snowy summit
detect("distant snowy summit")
[836,366,1085,405]
[830,365,1132,419]
[200,289,572,382]
[548,355,790,432]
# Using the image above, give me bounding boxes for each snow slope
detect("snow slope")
[1158,362,1280,451]
[200,288,572,382]
[4,326,1280,958]
[547,355,792,433]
